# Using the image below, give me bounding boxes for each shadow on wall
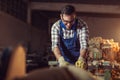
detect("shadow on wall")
[0,11,47,55]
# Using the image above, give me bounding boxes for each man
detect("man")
[51,5,89,67]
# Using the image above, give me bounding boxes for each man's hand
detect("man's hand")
[75,57,86,69]
[58,56,70,67]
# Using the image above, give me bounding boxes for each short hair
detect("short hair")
[61,5,76,15]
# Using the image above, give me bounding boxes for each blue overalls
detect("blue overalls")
[59,20,80,64]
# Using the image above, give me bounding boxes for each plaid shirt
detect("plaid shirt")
[51,18,89,50]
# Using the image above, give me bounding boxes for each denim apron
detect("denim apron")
[59,20,80,64]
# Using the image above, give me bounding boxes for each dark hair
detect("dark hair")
[61,5,76,15]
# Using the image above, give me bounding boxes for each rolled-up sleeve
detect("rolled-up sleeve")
[51,22,60,51]
[79,22,89,50]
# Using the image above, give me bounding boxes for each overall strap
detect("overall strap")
[59,19,78,37]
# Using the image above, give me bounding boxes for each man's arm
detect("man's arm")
[80,49,87,58]
[75,20,89,68]
[53,47,62,60]
[79,21,89,58]
[51,21,61,60]
[51,21,70,66]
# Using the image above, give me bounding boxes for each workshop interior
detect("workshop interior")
[0,0,120,80]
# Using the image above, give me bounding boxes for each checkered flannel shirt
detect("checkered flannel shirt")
[51,18,89,51]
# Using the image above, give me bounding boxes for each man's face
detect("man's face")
[61,14,76,30]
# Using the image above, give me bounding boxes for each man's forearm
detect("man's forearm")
[53,47,62,60]
[80,49,87,58]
